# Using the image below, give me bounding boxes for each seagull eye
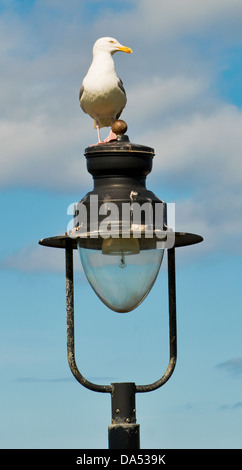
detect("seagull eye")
[109,40,114,44]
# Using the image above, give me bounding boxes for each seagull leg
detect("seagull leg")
[89,121,116,146]
[96,122,103,144]
[89,121,103,146]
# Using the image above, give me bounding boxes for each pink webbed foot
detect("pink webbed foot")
[103,130,117,143]
[88,125,117,146]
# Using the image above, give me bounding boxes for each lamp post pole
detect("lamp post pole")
[109,382,139,449]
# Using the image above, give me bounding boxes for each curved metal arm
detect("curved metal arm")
[65,239,112,393]
[136,246,177,393]
[65,240,177,395]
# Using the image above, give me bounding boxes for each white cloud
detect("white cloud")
[155,104,238,158]
[127,75,210,125]
[216,358,242,377]
[0,113,91,190]
[0,243,83,273]
[90,0,242,49]
[0,244,64,273]
[174,193,242,257]
[131,0,242,41]
[149,104,242,189]
[138,102,242,256]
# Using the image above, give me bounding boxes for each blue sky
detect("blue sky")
[1,0,242,449]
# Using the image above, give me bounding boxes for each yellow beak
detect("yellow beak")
[118,45,133,54]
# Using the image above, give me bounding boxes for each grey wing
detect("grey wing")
[79,83,84,103]
[118,77,126,96]
[116,78,127,119]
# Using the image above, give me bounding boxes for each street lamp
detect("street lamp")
[39,128,203,449]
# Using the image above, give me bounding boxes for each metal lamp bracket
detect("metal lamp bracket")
[65,238,177,395]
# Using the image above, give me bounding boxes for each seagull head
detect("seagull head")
[93,37,133,56]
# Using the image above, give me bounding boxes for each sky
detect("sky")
[1,0,242,449]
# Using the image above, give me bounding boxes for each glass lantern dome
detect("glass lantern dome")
[78,237,164,313]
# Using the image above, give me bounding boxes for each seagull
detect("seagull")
[79,37,133,144]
